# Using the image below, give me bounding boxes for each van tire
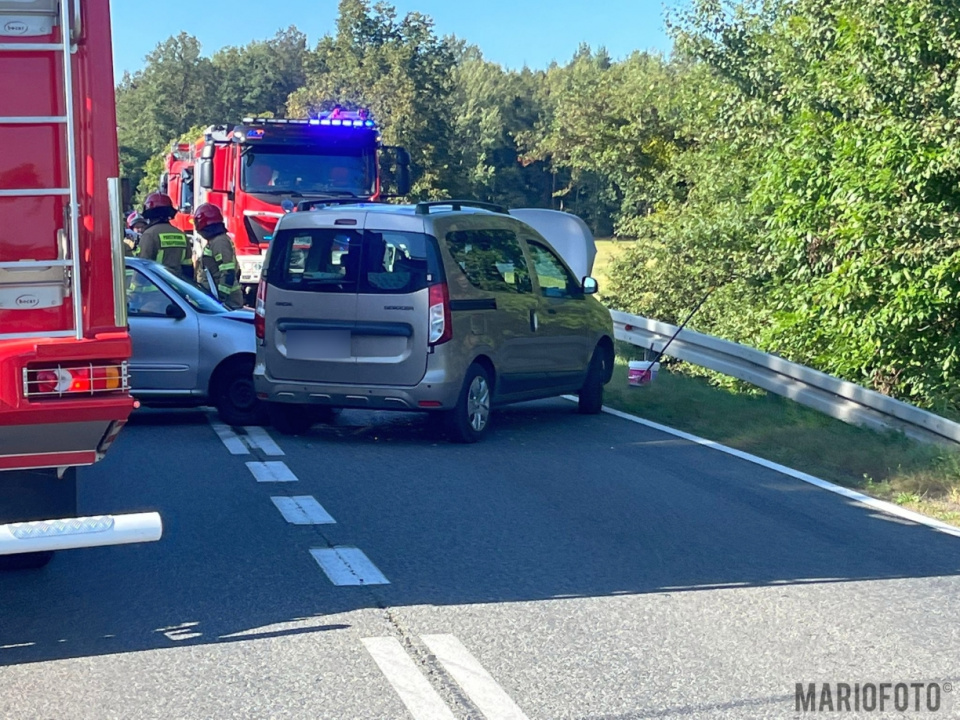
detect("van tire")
[446,364,492,443]
[578,347,608,415]
[267,403,314,436]
[0,551,54,571]
[214,356,263,426]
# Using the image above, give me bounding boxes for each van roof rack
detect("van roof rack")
[414,200,508,215]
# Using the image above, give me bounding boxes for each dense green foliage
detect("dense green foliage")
[116,0,960,410]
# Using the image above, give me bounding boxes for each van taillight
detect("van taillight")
[255,278,267,341]
[428,282,452,346]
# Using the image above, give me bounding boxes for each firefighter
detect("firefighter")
[136,192,193,280]
[123,212,146,257]
[192,203,243,308]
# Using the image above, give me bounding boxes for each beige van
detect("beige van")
[253,201,615,442]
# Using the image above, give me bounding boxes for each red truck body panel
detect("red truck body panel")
[0,0,134,469]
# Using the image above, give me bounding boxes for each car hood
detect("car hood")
[221,309,256,324]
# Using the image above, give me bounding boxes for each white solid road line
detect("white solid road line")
[421,634,530,720]
[209,421,249,455]
[246,461,298,483]
[362,637,457,720]
[242,426,285,456]
[271,496,336,525]
[310,546,390,585]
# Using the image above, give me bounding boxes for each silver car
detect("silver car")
[254,202,615,442]
[125,258,261,425]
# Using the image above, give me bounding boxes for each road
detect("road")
[2,399,960,719]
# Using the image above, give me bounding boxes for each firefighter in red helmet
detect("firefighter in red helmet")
[193,203,243,308]
[136,192,193,280]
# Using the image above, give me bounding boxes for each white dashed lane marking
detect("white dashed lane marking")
[246,461,298,483]
[242,425,284,456]
[311,547,390,586]
[362,637,456,720]
[210,417,286,456]
[271,496,336,524]
[421,634,530,720]
[209,421,249,455]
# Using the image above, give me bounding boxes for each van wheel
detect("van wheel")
[0,551,54,572]
[446,364,492,443]
[267,403,314,436]
[215,357,263,426]
[578,347,608,415]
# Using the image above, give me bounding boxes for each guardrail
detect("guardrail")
[611,310,960,447]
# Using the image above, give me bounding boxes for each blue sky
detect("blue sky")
[110,0,674,78]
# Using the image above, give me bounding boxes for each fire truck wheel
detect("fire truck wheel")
[0,551,54,572]
[213,356,264,427]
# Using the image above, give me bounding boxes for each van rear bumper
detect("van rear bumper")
[254,364,463,411]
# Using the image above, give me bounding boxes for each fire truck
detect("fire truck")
[0,0,162,569]
[161,112,411,305]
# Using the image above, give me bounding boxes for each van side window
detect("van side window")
[445,229,532,294]
[527,241,580,299]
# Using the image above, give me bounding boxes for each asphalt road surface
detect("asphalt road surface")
[3,399,960,719]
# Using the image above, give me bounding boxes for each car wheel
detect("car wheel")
[267,402,314,436]
[446,363,493,443]
[578,346,609,415]
[0,551,54,572]
[215,357,263,426]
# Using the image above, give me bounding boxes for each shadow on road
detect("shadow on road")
[3,400,959,666]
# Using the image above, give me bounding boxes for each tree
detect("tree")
[116,33,215,197]
[288,0,462,198]
[211,27,308,120]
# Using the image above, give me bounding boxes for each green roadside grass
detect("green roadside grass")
[593,238,630,299]
[604,344,960,527]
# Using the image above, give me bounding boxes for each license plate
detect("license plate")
[285,329,352,360]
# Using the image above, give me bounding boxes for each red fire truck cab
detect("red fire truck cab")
[162,110,411,305]
[0,0,162,569]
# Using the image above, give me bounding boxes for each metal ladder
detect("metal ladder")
[0,0,82,341]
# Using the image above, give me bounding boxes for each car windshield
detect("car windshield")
[151,263,228,314]
[241,146,377,197]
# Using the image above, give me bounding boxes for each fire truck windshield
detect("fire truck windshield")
[241,147,376,197]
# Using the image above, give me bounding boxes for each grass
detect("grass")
[593,238,633,299]
[604,342,960,526]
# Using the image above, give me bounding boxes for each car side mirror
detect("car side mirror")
[582,276,599,295]
[165,303,187,319]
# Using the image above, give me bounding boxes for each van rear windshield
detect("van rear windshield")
[267,228,444,294]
